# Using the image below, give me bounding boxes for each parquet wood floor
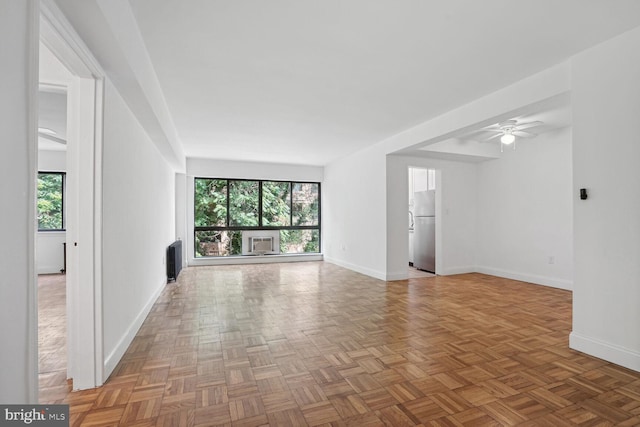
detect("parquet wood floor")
[38,273,69,404]
[42,262,640,426]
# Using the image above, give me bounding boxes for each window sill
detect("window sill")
[189,252,323,266]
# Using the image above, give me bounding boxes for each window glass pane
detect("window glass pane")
[38,173,63,230]
[195,230,219,257]
[229,180,259,226]
[280,229,319,254]
[292,183,319,226]
[227,230,243,255]
[262,181,291,226]
[195,179,227,226]
[195,230,242,257]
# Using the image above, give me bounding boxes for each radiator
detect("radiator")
[167,240,182,282]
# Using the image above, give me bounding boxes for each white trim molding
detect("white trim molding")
[386,271,409,281]
[439,265,477,276]
[324,257,386,282]
[570,332,640,373]
[40,0,105,78]
[476,266,572,291]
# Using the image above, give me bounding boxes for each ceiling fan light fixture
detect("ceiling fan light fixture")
[500,132,515,145]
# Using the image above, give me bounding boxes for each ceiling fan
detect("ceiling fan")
[480,119,543,150]
[38,127,66,145]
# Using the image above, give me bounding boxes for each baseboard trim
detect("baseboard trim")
[324,256,386,281]
[37,266,65,275]
[389,265,476,279]
[570,332,640,373]
[386,271,408,281]
[440,266,476,276]
[321,262,475,281]
[103,278,166,379]
[476,266,572,290]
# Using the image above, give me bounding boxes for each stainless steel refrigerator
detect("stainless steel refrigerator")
[413,190,435,272]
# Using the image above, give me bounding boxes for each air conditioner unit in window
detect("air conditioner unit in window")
[241,230,280,255]
[250,236,274,255]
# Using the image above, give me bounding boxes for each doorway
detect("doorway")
[36,83,70,402]
[408,167,436,277]
[37,2,105,398]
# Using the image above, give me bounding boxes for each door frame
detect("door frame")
[39,0,105,390]
[407,165,442,275]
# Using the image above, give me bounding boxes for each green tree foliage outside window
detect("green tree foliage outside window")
[262,181,291,226]
[229,180,259,226]
[280,229,319,253]
[292,183,319,226]
[38,172,64,230]
[194,179,227,226]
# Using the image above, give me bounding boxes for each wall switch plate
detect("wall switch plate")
[580,188,588,200]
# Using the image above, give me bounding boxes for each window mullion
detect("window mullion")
[62,174,65,230]
[258,181,263,227]
[226,179,230,226]
[289,181,294,227]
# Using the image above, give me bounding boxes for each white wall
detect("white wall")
[476,127,573,289]
[187,157,324,182]
[387,155,478,279]
[175,173,188,267]
[36,232,66,274]
[323,144,389,279]
[37,150,67,274]
[0,0,38,404]
[101,79,176,377]
[39,41,72,86]
[570,26,640,371]
[39,149,66,170]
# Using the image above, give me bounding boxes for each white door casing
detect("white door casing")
[40,0,105,390]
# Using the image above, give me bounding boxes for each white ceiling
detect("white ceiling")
[399,94,573,162]
[53,0,640,166]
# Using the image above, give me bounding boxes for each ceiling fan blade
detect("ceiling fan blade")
[39,132,67,145]
[516,121,544,130]
[463,128,498,140]
[483,133,503,141]
[513,130,537,138]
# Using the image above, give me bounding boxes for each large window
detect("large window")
[37,172,65,231]
[194,178,320,257]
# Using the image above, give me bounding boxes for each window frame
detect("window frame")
[37,171,66,232]
[194,177,321,256]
